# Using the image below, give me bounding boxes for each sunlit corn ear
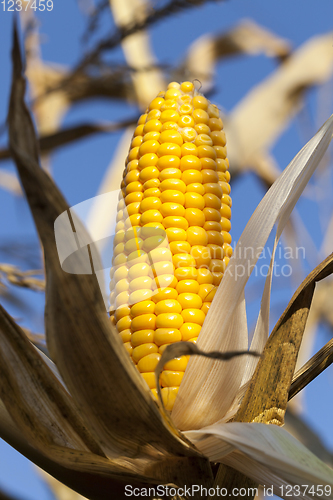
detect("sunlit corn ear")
[109,81,232,410]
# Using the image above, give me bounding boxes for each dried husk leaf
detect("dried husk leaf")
[234,252,333,426]
[173,113,333,431]
[185,423,333,500]
[8,22,194,460]
[208,255,333,498]
[172,291,249,430]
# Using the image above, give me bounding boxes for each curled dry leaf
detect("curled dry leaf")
[0,306,175,498]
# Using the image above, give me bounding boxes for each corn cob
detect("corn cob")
[110,81,232,410]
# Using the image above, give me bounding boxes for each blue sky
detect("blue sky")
[0,0,332,498]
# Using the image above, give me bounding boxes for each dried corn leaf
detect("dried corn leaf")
[179,20,291,91]
[226,31,333,180]
[26,62,71,135]
[289,337,333,400]
[0,302,105,458]
[284,407,333,466]
[79,0,217,71]
[20,6,69,135]
[234,253,333,427]
[0,399,169,500]
[109,0,165,107]
[0,263,45,291]
[8,21,194,460]
[286,278,333,414]
[23,22,69,135]
[0,170,21,195]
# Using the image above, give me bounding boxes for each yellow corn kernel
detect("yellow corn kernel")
[180,323,201,341]
[182,170,203,185]
[131,329,154,346]
[186,183,205,195]
[156,313,184,329]
[137,353,161,373]
[154,328,182,346]
[177,293,202,310]
[176,279,199,294]
[160,371,184,387]
[185,208,205,227]
[132,343,159,363]
[164,356,188,371]
[181,308,205,325]
[155,299,182,315]
[161,387,179,411]
[141,372,157,389]
[186,226,208,246]
[131,313,156,332]
[119,329,132,343]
